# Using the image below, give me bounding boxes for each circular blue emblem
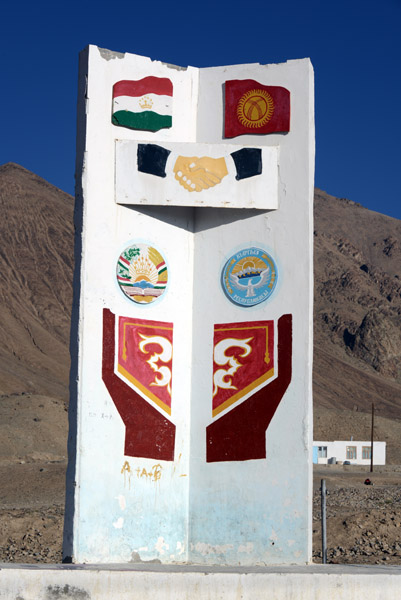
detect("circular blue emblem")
[222,247,278,307]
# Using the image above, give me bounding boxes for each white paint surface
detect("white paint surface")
[65,45,315,566]
[113,517,124,529]
[115,495,126,510]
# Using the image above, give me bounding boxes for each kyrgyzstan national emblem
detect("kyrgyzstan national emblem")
[212,320,274,417]
[222,247,277,307]
[117,243,168,304]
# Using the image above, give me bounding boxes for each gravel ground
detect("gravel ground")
[0,506,63,563]
[313,466,401,564]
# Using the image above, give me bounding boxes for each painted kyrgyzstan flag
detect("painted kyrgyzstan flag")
[225,79,290,138]
[112,76,173,132]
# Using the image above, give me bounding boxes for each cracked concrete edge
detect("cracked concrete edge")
[97,47,125,61]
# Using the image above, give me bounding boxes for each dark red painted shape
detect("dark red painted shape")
[102,308,176,461]
[206,314,292,462]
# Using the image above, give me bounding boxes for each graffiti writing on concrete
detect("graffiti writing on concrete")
[121,460,163,489]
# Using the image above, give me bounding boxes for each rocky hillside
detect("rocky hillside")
[313,189,401,460]
[0,163,73,401]
[314,189,401,386]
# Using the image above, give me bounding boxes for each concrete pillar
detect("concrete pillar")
[64,45,315,566]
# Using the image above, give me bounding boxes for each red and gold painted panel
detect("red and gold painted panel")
[118,316,173,415]
[102,309,175,461]
[207,314,292,462]
[212,321,274,417]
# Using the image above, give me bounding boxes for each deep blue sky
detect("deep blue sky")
[1,0,400,219]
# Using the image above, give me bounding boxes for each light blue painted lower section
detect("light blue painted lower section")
[188,466,309,565]
[76,446,189,563]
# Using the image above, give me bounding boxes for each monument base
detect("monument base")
[0,563,400,599]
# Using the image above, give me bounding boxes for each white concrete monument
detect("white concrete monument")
[64,45,315,566]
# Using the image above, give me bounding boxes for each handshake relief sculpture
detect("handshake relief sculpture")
[173,156,228,192]
[136,143,263,192]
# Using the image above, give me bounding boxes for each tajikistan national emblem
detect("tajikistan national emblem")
[222,247,277,307]
[117,243,168,304]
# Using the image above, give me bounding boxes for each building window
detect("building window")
[346,446,357,460]
[318,446,327,458]
[362,446,372,460]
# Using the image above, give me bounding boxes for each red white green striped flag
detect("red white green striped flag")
[112,76,173,132]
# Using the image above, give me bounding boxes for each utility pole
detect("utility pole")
[370,403,374,473]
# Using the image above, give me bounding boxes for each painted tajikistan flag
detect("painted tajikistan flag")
[112,76,173,132]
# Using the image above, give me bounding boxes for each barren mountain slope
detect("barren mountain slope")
[0,163,74,400]
[313,189,401,447]
[0,163,73,562]
[314,189,401,383]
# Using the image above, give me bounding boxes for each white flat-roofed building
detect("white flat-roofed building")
[313,441,386,465]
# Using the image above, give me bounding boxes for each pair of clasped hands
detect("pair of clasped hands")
[173,155,228,192]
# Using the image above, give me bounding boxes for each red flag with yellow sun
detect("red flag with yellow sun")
[225,79,290,138]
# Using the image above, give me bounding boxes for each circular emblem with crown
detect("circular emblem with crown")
[222,247,277,307]
[116,243,168,304]
[237,89,274,128]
